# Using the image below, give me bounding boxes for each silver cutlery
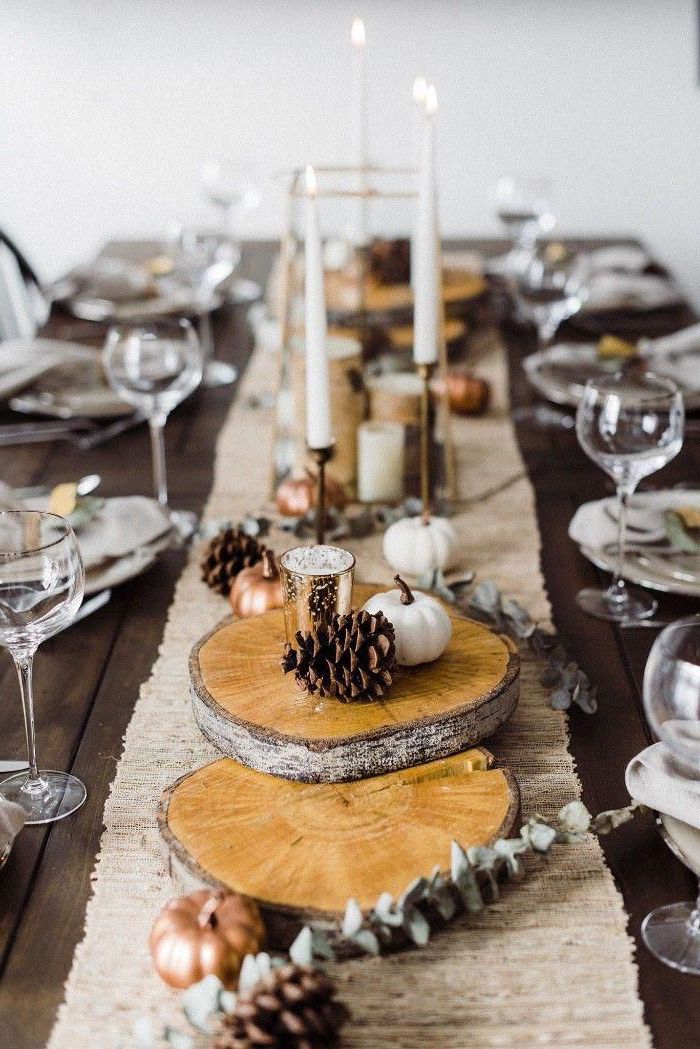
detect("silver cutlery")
[0,413,146,449]
[73,412,147,450]
[619,619,674,630]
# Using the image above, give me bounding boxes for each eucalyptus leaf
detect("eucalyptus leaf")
[350,928,381,955]
[310,927,336,960]
[557,800,591,835]
[132,1016,157,1049]
[451,842,484,912]
[289,926,315,966]
[665,510,700,553]
[373,892,404,928]
[398,876,428,910]
[493,837,528,879]
[430,883,458,922]
[404,906,431,946]
[182,974,223,1033]
[467,845,499,871]
[342,898,364,937]
[468,580,501,619]
[501,598,535,638]
[591,802,644,835]
[549,687,572,711]
[573,684,598,715]
[164,1028,194,1049]
[521,820,557,853]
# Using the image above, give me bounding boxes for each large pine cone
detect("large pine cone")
[281,609,397,703]
[201,528,266,596]
[214,964,349,1049]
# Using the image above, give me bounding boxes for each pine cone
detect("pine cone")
[281,610,397,703]
[201,528,266,596]
[214,964,349,1049]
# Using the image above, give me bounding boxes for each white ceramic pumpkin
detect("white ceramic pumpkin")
[382,514,457,577]
[362,576,453,666]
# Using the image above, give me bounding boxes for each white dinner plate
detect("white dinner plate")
[523,343,700,409]
[83,528,177,595]
[570,490,700,598]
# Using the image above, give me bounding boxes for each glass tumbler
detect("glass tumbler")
[279,545,355,640]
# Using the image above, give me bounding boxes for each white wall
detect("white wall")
[1,0,700,299]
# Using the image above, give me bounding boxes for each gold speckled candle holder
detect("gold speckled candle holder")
[279,545,355,640]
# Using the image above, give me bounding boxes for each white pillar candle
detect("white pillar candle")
[351,16,369,243]
[304,166,333,450]
[412,84,440,366]
[357,421,405,503]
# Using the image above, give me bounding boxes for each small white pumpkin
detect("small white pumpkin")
[362,575,452,666]
[382,513,457,577]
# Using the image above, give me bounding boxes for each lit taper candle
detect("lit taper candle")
[351,18,367,174]
[304,165,333,450]
[412,84,440,366]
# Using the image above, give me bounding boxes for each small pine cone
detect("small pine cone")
[214,964,349,1049]
[281,609,397,703]
[200,527,266,596]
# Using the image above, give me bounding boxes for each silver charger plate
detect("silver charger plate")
[523,343,700,409]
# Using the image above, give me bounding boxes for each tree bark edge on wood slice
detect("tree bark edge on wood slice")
[158,749,520,950]
[189,584,520,783]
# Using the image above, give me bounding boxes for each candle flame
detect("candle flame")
[305,165,317,197]
[425,84,438,115]
[351,16,366,47]
[412,76,428,105]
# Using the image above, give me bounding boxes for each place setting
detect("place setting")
[2,7,700,1049]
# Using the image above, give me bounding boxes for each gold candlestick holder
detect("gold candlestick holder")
[309,443,336,545]
[416,362,435,514]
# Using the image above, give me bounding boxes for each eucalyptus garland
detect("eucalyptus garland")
[131,799,643,1047]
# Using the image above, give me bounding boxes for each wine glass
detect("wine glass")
[642,615,700,973]
[575,371,684,622]
[514,249,587,345]
[201,159,262,305]
[103,318,203,537]
[492,175,555,275]
[0,511,86,824]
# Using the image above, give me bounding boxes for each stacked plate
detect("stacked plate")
[569,491,700,598]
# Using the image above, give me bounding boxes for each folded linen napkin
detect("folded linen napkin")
[568,492,697,551]
[626,742,700,830]
[0,796,26,859]
[76,497,172,570]
[584,245,650,274]
[583,271,680,313]
[641,322,700,357]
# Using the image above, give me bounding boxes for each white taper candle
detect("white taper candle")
[412,84,440,366]
[304,166,333,449]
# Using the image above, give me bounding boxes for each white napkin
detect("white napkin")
[0,797,26,856]
[583,245,650,274]
[76,497,172,570]
[568,492,692,551]
[583,271,680,312]
[641,322,700,357]
[626,742,700,830]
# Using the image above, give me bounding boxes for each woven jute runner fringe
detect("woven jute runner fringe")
[48,341,651,1048]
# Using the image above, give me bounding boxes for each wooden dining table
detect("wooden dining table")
[0,239,698,1048]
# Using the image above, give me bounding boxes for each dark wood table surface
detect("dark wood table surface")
[0,239,697,1048]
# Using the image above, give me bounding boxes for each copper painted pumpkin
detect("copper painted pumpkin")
[149,889,265,990]
[230,549,283,618]
[445,368,491,416]
[275,468,347,517]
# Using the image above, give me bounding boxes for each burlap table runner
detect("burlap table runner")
[48,340,650,1048]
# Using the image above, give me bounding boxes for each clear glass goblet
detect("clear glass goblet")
[0,511,86,824]
[575,371,684,622]
[492,175,555,275]
[514,251,587,345]
[103,318,203,537]
[642,615,700,973]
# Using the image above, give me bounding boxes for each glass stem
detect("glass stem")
[14,651,43,789]
[608,484,633,603]
[149,413,168,507]
[687,886,700,938]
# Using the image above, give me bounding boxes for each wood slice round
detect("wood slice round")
[189,584,520,783]
[158,748,519,947]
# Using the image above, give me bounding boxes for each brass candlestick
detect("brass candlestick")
[309,444,336,544]
[416,362,435,514]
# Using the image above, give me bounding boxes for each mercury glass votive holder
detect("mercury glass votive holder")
[280,545,355,640]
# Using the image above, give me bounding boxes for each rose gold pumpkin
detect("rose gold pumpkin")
[275,469,347,517]
[149,889,265,990]
[230,549,283,618]
[445,369,491,416]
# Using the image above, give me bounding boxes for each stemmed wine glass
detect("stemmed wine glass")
[492,175,555,275]
[642,615,700,973]
[514,250,587,345]
[575,371,684,622]
[0,512,86,824]
[103,318,203,537]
